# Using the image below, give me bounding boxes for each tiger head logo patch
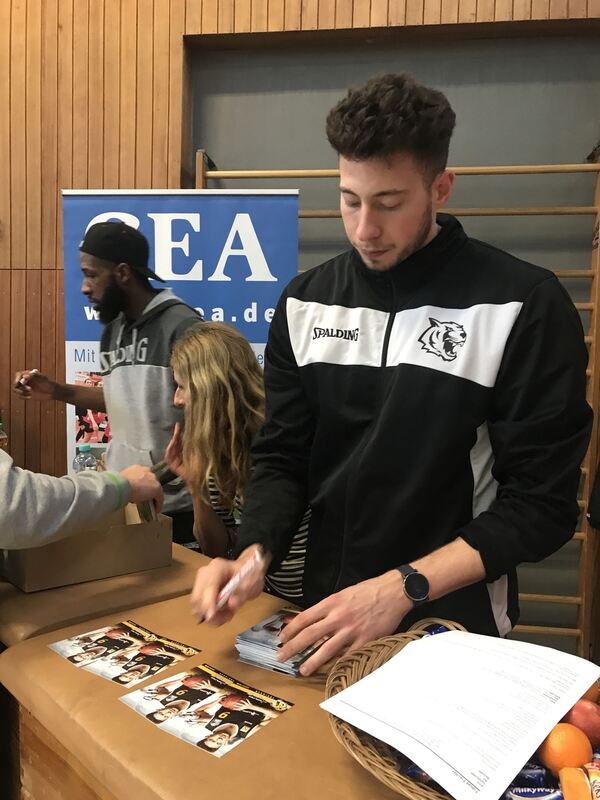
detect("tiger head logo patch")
[418,318,467,362]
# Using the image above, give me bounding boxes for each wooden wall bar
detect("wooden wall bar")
[182,0,600,32]
[0,0,598,475]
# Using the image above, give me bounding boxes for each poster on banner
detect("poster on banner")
[62,190,299,471]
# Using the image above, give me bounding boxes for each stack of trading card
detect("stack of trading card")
[235,609,324,677]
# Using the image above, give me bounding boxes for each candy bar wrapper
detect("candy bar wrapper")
[505,788,564,800]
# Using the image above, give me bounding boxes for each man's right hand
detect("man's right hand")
[13,370,57,401]
[190,544,267,626]
[120,465,164,512]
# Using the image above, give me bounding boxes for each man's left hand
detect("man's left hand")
[277,570,412,676]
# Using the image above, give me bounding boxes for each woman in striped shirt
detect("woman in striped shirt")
[166,322,308,603]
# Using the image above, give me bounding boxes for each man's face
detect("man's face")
[153,706,182,721]
[118,667,146,683]
[202,732,231,750]
[339,153,453,272]
[80,253,127,324]
[72,651,99,664]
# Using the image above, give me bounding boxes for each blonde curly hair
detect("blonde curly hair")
[170,322,265,510]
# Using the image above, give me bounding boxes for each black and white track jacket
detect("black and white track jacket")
[237,215,592,635]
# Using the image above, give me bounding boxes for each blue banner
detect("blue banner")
[63,190,299,343]
[62,190,299,471]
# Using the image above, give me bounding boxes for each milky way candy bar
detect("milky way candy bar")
[505,787,564,800]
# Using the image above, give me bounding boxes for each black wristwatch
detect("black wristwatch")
[397,564,430,607]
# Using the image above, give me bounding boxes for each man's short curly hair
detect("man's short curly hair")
[326,73,456,180]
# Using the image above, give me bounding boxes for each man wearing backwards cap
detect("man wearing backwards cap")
[14,221,201,545]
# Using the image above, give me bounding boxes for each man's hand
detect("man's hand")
[13,369,57,400]
[277,570,412,676]
[165,423,187,481]
[190,544,267,625]
[120,465,164,512]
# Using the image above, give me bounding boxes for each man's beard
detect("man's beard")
[95,280,128,324]
[384,202,435,271]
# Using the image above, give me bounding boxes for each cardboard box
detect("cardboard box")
[2,505,173,592]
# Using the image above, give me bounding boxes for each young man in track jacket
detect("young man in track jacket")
[190,73,592,673]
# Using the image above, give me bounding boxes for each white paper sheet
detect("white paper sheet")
[321,631,600,800]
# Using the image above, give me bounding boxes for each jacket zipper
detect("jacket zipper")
[380,278,397,367]
[332,277,397,592]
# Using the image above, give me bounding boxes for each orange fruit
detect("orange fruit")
[538,723,593,776]
[559,767,592,800]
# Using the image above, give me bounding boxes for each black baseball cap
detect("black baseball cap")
[79,221,164,282]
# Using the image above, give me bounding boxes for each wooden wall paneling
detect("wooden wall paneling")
[406,0,425,26]
[202,0,219,33]
[234,0,252,32]
[56,0,74,268]
[512,0,532,20]
[0,272,11,435]
[353,0,372,27]
[495,0,514,21]
[168,0,187,188]
[152,0,170,187]
[9,271,26,466]
[218,0,235,32]
[41,0,59,269]
[388,0,407,24]
[185,0,202,33]
[251,0,269,31]
[335,0,354,27]
[268,0,286,31]
[302,0,321,28]
[26,0,42,269]
[24,271,42,473]
[284,0,303,28]
[531,0,550,17]
[54,270,66,476]
[103,0,121,188]
[549,0,569,16]
[319,0,337,28]
[441,0,460,24]
[72,0,89,189]
[568,0,588,17]
[87,0,105,188]
[458,0,477,22]
[10,0,27,269]
[0,1,11,268]
[136,0,154,186]
[40,270,57,474]
[589,0,600,15]
[476,0,496,22]
[424,0,442,24]
[119,0,137,188]
[370,0,390,24]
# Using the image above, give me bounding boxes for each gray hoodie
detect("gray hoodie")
[99,289,200,513]
[0,448,128,549]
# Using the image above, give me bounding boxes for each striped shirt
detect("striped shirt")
[208,479,309,603]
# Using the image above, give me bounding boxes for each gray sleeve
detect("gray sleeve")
[0,450,131,550]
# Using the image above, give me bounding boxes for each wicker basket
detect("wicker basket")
[325,618,466,799]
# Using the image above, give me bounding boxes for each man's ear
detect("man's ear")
[115,262,132,286]
[432,169,455,210]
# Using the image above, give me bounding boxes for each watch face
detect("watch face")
[405,571,429,602]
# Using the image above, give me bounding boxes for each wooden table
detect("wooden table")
[0,543,202,646]
[0,592,398,800]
